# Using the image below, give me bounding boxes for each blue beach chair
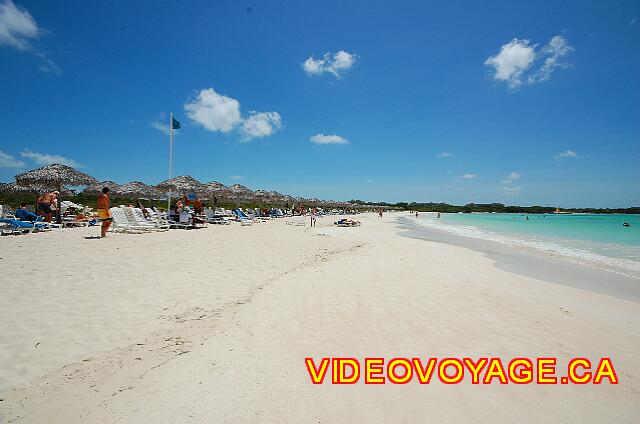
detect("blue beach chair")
[0,218,46,235]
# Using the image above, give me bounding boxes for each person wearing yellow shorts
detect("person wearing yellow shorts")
[97,187,112,238]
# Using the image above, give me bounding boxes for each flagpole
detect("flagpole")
[167,112,174,212]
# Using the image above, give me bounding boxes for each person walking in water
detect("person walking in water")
[415,211,419,218]
[97,187,112,238]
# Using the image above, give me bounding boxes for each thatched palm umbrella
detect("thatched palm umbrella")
[15,164,98,223]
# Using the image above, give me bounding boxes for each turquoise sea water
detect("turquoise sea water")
[415,213,640,278]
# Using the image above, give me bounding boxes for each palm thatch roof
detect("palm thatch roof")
[115,181,161,198]
[229,184,253,194]
[205,181,228,192]
[15,164,97,188]
[83,180,121,194]
[0,182,38,194]
[156,175,206,195]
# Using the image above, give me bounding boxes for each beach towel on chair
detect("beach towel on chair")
[15,209,39,221]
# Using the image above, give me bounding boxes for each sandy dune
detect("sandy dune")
[1,213,638,423]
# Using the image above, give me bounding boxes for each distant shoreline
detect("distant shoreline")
[396,216,640,302]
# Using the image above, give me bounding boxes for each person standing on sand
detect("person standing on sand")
[37,190,57,222]
[192,196,204,215]
[97,187,112,238]
[310,207,317,227]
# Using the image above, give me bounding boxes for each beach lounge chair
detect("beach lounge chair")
[126,207,169,231]
[62,215,90,228]
[141,208,171,230]
[204,207,228,225]
[109,207,149,233]
[0,218,47,235]
[146,208,169,224]
[6,207,58,230]
[120,207,156,231]
[165,211,192,229]
[233,209,253,226]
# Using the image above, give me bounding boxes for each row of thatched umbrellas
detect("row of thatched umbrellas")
[5,163,365,224]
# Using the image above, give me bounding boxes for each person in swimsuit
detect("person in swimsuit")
[37,191,57,222]
[192,197,204,215]
[97,187,112,237]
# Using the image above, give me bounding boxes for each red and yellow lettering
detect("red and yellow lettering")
[388,358,413,384]
[508,358,533,384]
[537,358,557,384]
[364,358,385,384]
[438,358,464,384]
[412,358,437,384]
[567,358,591,384]
[305,357,330,384]
[593,358,618,384]
[463,358,488,384]
[332,358,360,384]
[483,358,508,384]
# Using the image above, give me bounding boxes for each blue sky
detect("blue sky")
[0,0,638,207]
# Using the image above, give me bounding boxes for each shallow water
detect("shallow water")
[413,213,640,279]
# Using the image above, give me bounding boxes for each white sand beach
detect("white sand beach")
[1,213,638,423]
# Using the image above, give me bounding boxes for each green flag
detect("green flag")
[172,117,181,129]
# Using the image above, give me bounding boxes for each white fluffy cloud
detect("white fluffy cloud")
[437,151,454,158]
[485,36,573,90]
[0,0,39,50]
[241,111,282,139]
[309,134,349,145]
[554,149,577,160]
[302,50,357,77]
[184,88,282,141]
[20,149,82,167]
[184,88,242,133]
[230,175,243,180]
[0,1,60,73]
[461,173,478,179]
[484,38,535,88]
[0,149,25,168]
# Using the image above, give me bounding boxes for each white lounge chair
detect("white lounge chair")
[109,207,149,233]
[142,208,171,230]
[130,207,169,231]
[204,207,230,225]
[121,207,157,231]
